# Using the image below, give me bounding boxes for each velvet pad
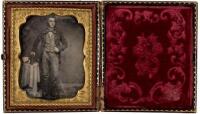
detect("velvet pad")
[105,5,195,110]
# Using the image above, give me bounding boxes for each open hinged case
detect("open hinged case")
[3,1,197,112]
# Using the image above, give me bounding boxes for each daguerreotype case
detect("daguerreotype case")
[3,1,197,112]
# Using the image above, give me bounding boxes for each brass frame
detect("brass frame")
[3,1,98,112]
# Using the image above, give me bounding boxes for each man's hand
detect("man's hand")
[30,51,36,56]
[22,57,30,63]
[54,47,59,53]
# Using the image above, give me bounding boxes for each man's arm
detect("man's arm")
[56,33,67,52]
[22,34,42,62]
[31,34,42,55]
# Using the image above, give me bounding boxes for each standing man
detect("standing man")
[31,15,66,99]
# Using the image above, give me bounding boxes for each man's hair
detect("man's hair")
[48,13,56,19]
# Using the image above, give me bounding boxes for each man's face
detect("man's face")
[48,17,56,28]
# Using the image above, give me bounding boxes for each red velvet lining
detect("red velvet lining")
[105,5,194,110]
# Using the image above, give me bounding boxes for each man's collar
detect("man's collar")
[44,27,56,33]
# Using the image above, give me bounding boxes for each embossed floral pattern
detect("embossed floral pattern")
[105,6,194,110]
[133,33,163,79]
[106,9,143,105]
[134,10,160,24]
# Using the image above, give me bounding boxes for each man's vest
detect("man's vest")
[44,31,56,52]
